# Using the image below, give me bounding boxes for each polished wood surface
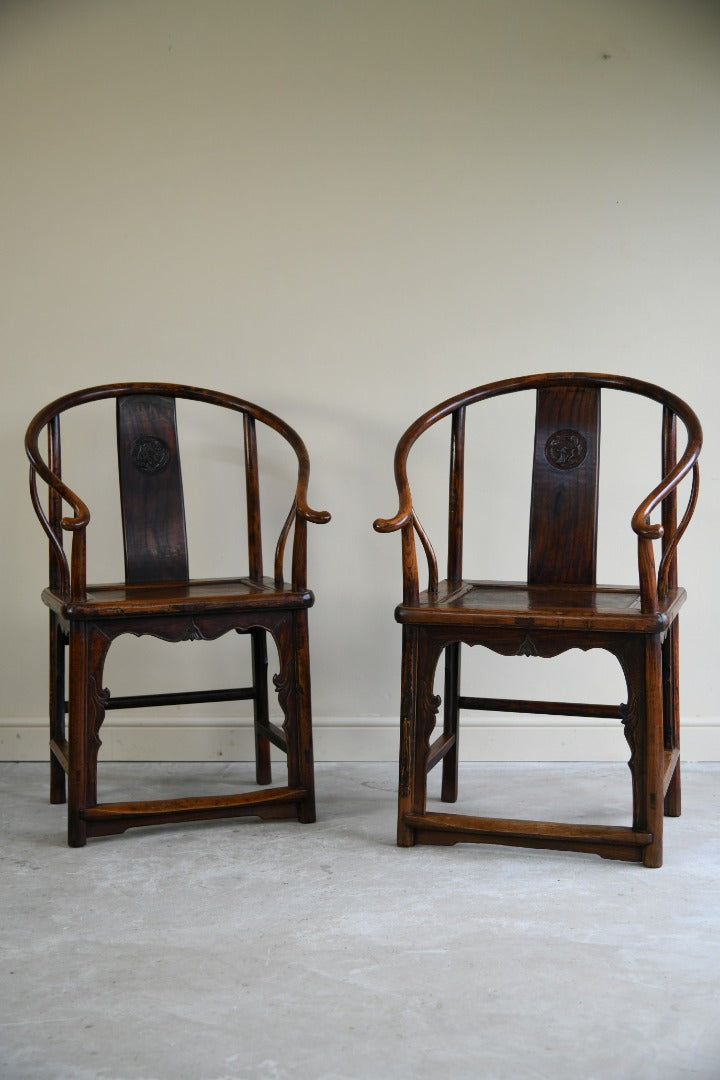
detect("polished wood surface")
[528,385,600,585]
[375,372,702,867]
[117,394,189,585]
[26,382,330,846]
[42,577,314,619]
[397,581,686,633]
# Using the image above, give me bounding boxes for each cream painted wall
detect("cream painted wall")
[2,0,718,760]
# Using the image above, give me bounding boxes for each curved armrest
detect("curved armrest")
[273,425,330,587]
[373,508,412,533]
[373,398,458,597]
[25,402,91,532]
[274,484,330,591]
[26,406,92,601]
[631,386,702,539]
[297,498,331,526]
[253,405,329,531]
[630,401,702,609]
[373,425,427,536]
[633,460,700,603]
[632,415,702,546]
[28,463,90,533]
[631,460,699,540]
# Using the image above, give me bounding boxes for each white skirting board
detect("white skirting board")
[1,715,718,762]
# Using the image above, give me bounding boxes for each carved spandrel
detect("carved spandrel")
[420,687,442,746]
[614,639,646,831]
[416,638,445,754]
[269,619,296,740]
[89,675,110,758]
[273,670,292,738]
[83,625,113,804]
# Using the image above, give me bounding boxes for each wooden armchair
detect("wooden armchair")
[25,383,330,846]
[374,373,701,866]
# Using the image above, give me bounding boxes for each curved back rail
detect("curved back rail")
[26,382,330,602]
[374,372,702,611]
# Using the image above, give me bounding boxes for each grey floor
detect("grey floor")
[1,761,719,1080]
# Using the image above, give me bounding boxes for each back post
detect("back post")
[447,407,466,588]
[47,415,64,592]
[243,414,263,582]
[661,406,678,593]
[661,404,681,814]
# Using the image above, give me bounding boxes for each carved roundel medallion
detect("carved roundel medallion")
[544,429,587,470]
[131,435,170,474]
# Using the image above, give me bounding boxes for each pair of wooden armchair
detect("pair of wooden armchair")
[25,375,701,866]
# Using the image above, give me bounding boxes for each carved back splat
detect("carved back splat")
[116,395,189,585]
[528,386,600,586]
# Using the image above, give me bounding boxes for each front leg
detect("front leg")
[49,612,67,804]
[441,642,461,802]
[397,625,419,846]
[67,622,111,847]
[272,612,316,824]
[643,635,665,868]
[616,634,665,868]
[397,627,442,846]
[662,621,681,817]
[250,627,272,786]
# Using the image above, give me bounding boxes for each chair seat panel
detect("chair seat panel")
[396,579,685,633]
[43,576,314,620]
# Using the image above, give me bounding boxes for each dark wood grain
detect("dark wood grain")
[82,787,306,837]
[528,385,600,586]
[244,414,263,582]
[447,407,466,587]
[251,627,272,784]
[42,577,314,619]
[396,581,686,633]
[48,415,63,591]
[117,395,189,585]
[661,406,678,593]
[375,372,702,867]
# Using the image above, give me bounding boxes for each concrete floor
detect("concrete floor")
[1,761,718,1080]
